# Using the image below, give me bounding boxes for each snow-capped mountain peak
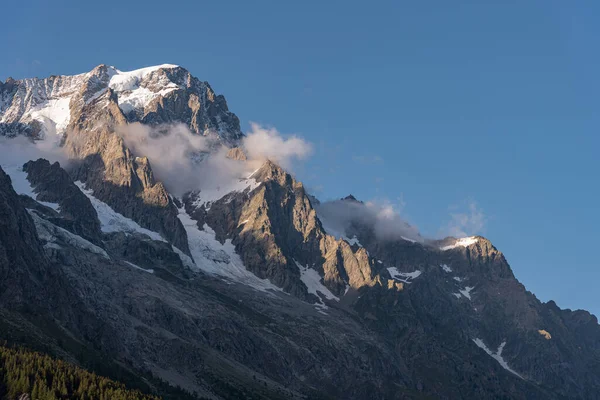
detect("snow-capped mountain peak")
[0,63,243,145]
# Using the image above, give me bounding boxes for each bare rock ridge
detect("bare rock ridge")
[0,65,599,399]
[23,158,103,245]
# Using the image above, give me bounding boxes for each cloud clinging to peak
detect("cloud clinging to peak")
[442,200,487,238]
[315,197,422,243]
[242,123,313,168]
[0,135,66,166]
[115,122,315,196]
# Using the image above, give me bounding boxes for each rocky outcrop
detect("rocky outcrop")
[132,66,243,146]
[60,88,190,254]
[185,161,390,302]
[226,147,247,161]
[102,232,193,279]
[23,158,102,245]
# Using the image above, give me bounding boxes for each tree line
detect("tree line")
[0,343,161,400]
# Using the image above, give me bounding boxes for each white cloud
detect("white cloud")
[118,123,209,168]
[442,200,486,238]
[242,123,313,168]
[0,135,66,166]
[316,197,422,243]
[115,122,315,196]
[117,123,244,196]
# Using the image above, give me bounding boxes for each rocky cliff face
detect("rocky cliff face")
[0,167,49,307]
[183,160,393,305]
[0,66,598,400]
[63,99,191,254]
[22,158,102,245]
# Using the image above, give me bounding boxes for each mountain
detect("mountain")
[0,64,242,145]
[0,65,599,400]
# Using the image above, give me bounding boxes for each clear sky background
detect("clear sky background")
[1,1,598,316]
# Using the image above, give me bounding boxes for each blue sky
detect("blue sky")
[2,0,598,316]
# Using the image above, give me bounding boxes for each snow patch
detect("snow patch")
[178,206,281,293]
[401,236,416,243]
[453,276,464,282]
[387,267,422,283]
[124,261,154,274]
[472,339,523,379]
[459,286,475,300]
[29,97,71,136]
[346,235,361,246]
[171,245,196,269]
[116,86,179,114]
[28,210,109,259]
[109,64,180,114]
[440,264,452,273]
[108,65,179,90]
[191,175,260,210]
[74,181,165,241]
[85,89,108,105]
[440,237,478,251]
[294,261,339,305]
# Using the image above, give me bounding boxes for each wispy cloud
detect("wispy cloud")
[316,196,422,242]
[441,199,487,238]
[242,123,313,168]
[116,122,315,196]
[0,135,66,166]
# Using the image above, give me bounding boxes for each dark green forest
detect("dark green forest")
[0,343,161,400]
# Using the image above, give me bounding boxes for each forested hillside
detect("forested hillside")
[0,343,161,400]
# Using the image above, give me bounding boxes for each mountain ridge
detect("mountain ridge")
[0,64,598,399]
[0,64,243,146]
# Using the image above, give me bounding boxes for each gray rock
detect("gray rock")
[23,158,102,245]
[0,166,49,307]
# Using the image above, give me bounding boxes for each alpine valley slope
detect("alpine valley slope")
[0,64,599,400]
